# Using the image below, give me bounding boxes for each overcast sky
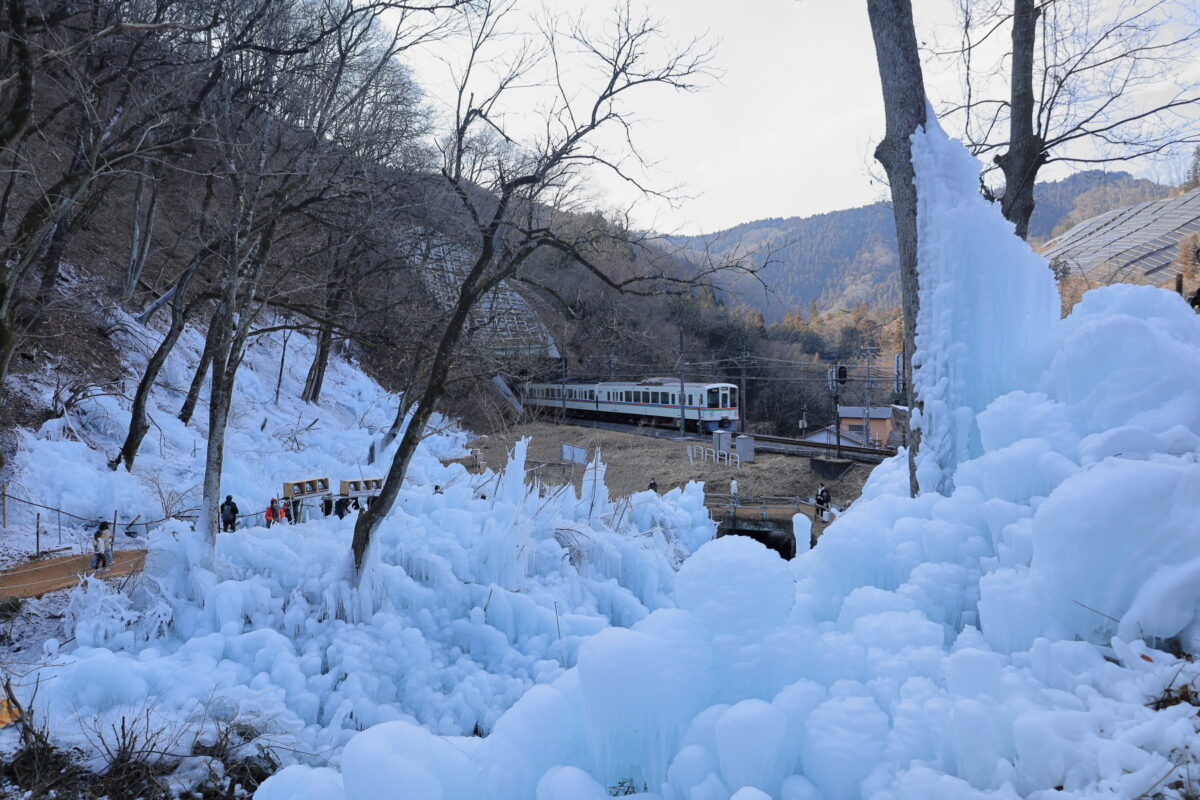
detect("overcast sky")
[402,0,1191,235]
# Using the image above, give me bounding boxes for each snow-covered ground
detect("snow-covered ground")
[1,304,715,776]
[241,121,1200,799]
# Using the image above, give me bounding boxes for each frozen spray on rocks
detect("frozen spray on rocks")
[8,300,715,780]
[256,114,1200,799]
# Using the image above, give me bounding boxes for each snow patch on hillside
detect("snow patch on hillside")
[4,307,714,767]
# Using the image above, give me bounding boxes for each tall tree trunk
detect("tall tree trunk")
[301,283,345,404]
[274,328,291,404]
[200,224,277,548]
[866,0,927,497]
[110,316,186,471]
[199,290,238,547]
[200,352,233,547]
[122,162,161,302]
[301,325,332,404]
[351,300,471,572]
[996,0,1043,240]
[179,315,218,426]
[111,256,203,470]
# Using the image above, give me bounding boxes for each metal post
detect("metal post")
[2,484,6,528]
[677,329,686,437]
[560,348,568,417]
[835,385,842,459]
[861,345,879,446]
[36,512,40,556]
[738,352,748,433]
[832,362,843,460]
[57,509,62,545]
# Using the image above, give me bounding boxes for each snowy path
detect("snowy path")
[0,550,145,598]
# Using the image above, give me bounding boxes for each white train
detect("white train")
[523,378,739,432]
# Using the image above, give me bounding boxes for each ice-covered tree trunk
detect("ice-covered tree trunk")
[866,0,927,497]
[907,121,1060,493]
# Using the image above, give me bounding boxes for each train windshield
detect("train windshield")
[729,387,738,409]
[707,387,719,408]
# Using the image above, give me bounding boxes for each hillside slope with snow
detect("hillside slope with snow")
[247,120,1200,800]
[1,307,716,785]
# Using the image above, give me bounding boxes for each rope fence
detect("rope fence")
[0,483,329,562]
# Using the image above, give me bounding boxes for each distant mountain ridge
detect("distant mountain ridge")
[679,170,1173,322]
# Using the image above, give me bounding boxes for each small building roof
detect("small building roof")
[838,406,893,420]
[800,425,871,447]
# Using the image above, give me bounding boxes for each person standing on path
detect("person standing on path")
[90,530,108,571]
[730,478,740,507]
[220,495,240,533]
[815,484,832,521]
[98,522,114,567]
[265,498,285,528]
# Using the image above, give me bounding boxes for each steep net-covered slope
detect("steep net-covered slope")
[256,118,1200,800]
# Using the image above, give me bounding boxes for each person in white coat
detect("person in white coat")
[730,478,740,506]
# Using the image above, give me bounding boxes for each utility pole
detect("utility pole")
[861,345,879,446]
[738,351,748,433]
[560,347,567,417]
[830,363,848,459]
[677,329,687,437]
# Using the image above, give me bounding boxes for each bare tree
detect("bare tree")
[194,0,460,546]
[349,0,743,571]
[866,0,926,497]
[0,0,220,391]
[933,0,1200,239]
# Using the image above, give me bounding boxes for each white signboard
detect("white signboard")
[561,444,589,465]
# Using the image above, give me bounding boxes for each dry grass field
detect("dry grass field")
[465,421,872,507]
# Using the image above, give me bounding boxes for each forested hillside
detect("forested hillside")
[684,170,1175,321]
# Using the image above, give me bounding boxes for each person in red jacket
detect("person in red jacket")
[265,498,286,527]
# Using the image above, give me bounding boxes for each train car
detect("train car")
[523,378,739,432]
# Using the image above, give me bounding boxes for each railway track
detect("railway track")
[546,419,897,464]
[752,434,897,463]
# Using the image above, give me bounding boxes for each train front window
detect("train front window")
[706,388,719,408]
[730,387,738,409]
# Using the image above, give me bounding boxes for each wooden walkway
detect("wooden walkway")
[0,550,146,599]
